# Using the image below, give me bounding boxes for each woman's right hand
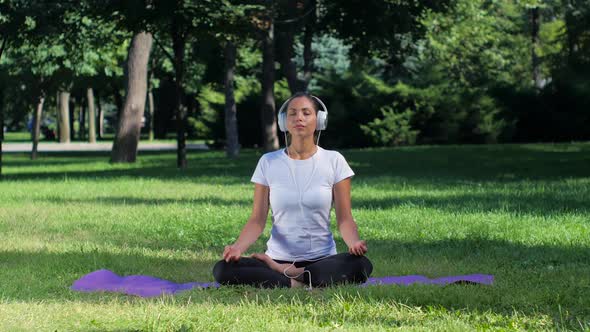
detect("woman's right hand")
[223,245,242,262]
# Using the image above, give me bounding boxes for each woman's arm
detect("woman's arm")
[223,183,270,262]
[334,177,368,256]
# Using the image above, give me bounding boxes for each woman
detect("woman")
[212,92,372,288]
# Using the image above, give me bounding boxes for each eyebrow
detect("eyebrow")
[288,107,312,111]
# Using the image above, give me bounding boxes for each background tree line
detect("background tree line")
[1,0,588,169]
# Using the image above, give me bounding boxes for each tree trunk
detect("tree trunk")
[79,101,86,140]
[565,9,577,64]
[0,37,7,62]
[278,0,304,93]
[97,95,104,139]
[111,31,153,163]
[58,91,70,143]
[147,60,155,141]
[303,0,316,90]
[69,98,76,141]
[31,94,45,160]
[531,7,542,89]
[172,22,187,169]
[87,87,97,143]
[148,91,155,141]
[224,41,240,158]
[261,15,279,152]
[0,86,4,177]
[113,85,123,130]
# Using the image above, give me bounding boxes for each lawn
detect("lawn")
[0,143,589,331]
[1,131,209,144]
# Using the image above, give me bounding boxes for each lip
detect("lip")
[294,125,305,128]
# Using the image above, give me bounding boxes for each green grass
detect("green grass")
[2,131,208,144]
[1,143,589,331]
[2,131,31,142]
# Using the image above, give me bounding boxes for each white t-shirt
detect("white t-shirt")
[250,146,355,261]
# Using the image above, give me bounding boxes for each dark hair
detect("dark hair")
[286,91,321,114]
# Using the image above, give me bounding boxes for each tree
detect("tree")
[319,0,450,78]
[224,41,239,158]
[87,87,96,143]
[2,32,71,157]
[111,32,153,163]
[302,0,316,89]
[0,0,61,172]
[98,0,227,167]
[275,0,306,93]
[57,91,70,143]
[259,3,279,151]
[217,1,265,157]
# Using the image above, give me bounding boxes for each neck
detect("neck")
[287,137,317,160]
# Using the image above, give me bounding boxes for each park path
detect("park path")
[1,142,208,153]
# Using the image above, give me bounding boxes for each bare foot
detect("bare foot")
[291,279,305,288]
[251,253,310,289]
[251,253,302,277]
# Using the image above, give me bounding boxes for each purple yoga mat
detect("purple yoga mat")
[71,270,219,297]
[71,269,493,297]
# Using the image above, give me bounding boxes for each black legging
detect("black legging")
[212,253,373,288]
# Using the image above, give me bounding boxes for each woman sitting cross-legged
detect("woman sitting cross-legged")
[212,92,373,288]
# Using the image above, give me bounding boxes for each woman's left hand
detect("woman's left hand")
[349,240,368,256]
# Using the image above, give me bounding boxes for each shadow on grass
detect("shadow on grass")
[34,195,251,207]
[1,150,258,184]
[353,190,590,216]
[2,238,588,310]
[34,188,574,213]
[2,144,590,184]
[21,185,589,219]
[346,143,590,182]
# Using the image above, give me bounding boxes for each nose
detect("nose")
[294,111,305,122]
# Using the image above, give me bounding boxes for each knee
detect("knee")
[343,254,373,280]
[212,260,231,283]
[341,253,373,276]
[358,256,373,278]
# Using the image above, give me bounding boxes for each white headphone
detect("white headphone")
[277,94,328,132]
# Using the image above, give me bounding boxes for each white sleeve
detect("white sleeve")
[333,152,355,184]
[250,156,269,186]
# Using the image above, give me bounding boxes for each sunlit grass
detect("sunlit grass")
[1,143,589,331]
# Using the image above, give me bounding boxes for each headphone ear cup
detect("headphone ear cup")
[316,111,328,131]
[278,112,287,132]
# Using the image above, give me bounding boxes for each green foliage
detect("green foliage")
[383,0,533,144]
[315,67,409,148]
[361,105,418,146]
[234,41,262,103]
[2,0,590,145]
[418,1,530,88]
[320,0,450,59]
[0,3,130,131]
[188,41,264,143]
[293,34,351,90]
[193,84,224,139]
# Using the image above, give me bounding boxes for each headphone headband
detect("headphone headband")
[278,94,328,115]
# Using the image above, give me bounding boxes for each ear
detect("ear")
[278,112,287,132]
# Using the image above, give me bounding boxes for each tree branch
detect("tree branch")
[151,33,175,64]
[0,37,8,61]
[275,4,316,25]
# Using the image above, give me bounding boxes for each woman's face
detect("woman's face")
[286,96,317,138]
